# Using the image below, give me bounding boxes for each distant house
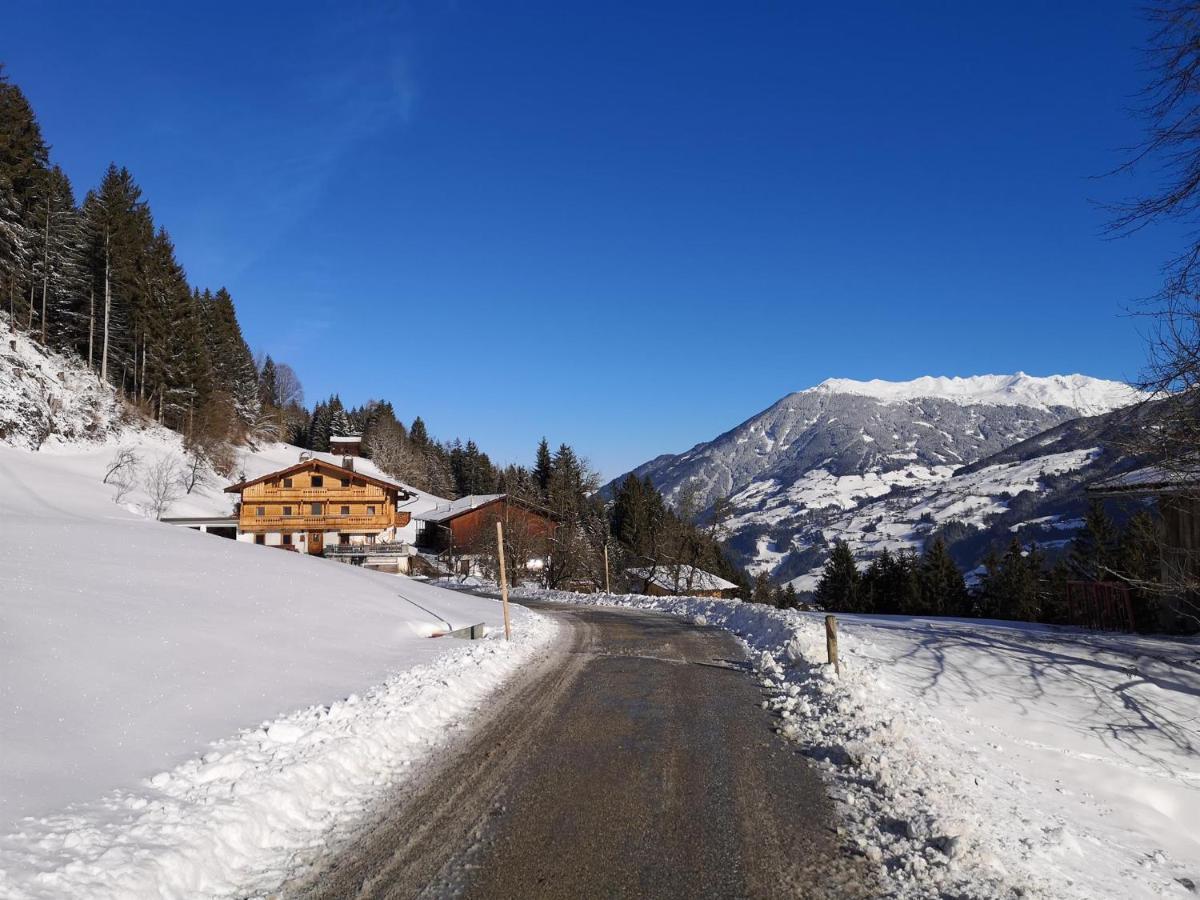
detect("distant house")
[626,565,739,599]
[413,494,556,571]
[224,457,414,561]
[329,434,363,458]
[1089,465,1200,587]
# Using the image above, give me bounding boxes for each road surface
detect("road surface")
[286,599,874,899]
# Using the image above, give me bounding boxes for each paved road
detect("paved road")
[287,600,874,899]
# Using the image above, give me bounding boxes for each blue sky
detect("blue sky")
[3,1,1183,478]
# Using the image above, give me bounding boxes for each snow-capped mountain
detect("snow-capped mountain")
[609,373,1146,583]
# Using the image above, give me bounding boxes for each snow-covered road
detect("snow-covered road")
[513,587,1200,898]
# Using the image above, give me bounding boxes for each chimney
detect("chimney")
[343,456,355,471]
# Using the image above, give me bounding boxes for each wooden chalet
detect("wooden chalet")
[413,494,556,556]
[225,457,413,557]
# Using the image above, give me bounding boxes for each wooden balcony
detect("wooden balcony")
[245,487,385,501]
[241,514,392,531]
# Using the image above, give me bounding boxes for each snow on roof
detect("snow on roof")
[1088,464,1200,495]
[804,373,1144,416]
[413,494,506,523]
[626,565,738,593]
[329,434,361,443]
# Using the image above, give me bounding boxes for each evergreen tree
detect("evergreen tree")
[534,437,553,495]
[920,536,969,616]
[978,539,1046,622]
[409,416,429,447]
[1068,500,1121,582]
[814,541,862,612]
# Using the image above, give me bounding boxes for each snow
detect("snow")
[514,587,1200,899]
[808,373,1144,415]
[0,327,557,897]
[626,564,737,592]
[412,493,506,523]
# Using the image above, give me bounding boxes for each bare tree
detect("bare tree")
[1105,3,1200,621]
[178,451,211,495]
[103,446,140,484]
[143,454,182,520]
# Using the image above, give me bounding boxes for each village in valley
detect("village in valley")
[2,4,1200,900]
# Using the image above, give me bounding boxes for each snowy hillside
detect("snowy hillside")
[516,587,1200,900]
[609,373,1145,582]
[0,327,554,897]
[807,372,1141,413]
[0,320,128,449]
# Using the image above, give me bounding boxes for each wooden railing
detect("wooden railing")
[243,514,391,529]
[245,487,384,501]
[325,542,410,557]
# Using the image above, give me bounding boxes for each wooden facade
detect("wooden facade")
[225,459,411,555]
[416,496,556,554]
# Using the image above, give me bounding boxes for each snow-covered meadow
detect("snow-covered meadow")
[513,586,1200,899]
[0,325,560,898]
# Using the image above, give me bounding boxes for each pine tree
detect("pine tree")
[979,539,1046,622]
[920,536,968,616]
[410,416,429,447]
[815,541,862,612]
[534,437,553,495]
[1068,500,1121,582]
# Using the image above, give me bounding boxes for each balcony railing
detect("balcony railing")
[325,542,411,557]
[247,487,383,501]
[244,514,391,529]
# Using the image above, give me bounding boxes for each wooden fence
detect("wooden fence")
[1065,581,1136,633]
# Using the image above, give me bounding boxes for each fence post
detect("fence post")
[496,520,512,641]
[825,614,839,677]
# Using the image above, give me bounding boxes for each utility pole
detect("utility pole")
[604,542,611,594]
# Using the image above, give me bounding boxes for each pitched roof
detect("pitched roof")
[626,565,738,593]
[224,457,411,496]
[1089,464,1200,496]
[412,493,558,523]
[412,494,507,523]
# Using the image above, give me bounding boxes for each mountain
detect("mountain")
[608,374,1145,584]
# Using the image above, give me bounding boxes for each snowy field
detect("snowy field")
[513,586,1200,899]
[0,441,556,898]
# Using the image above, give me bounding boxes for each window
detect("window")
[283,478,293,488]
[365,534,375,544]
[310,503,322,516]
[283,506,292,516]
[341,478,351,487]
[254,534,265,545]
[311,475,323,488]
[367,505,376,516]
[282,534,293,546]
[255,506,265,518]
[340,505,350,516]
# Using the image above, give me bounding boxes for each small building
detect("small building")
[329,434,363,458]
[224,457,414,562]
[1089,465,1200,587]
[413,494,556,572]
[626,565,740,599]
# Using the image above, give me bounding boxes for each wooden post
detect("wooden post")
[825,615,839,676]
[496,521,512,641]
[603,543,611,594]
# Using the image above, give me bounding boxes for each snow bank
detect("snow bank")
[513,587,1200,899]
[0,439,557,897]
